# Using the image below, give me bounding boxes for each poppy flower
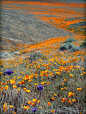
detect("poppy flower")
[5,85,8,90]
[64,87,67,90]
[61,83,64,85]
[27,101,32,105]
[5,70,13,75]
[69,74,73,77]
[77,88,82,91]
[50,110,55,113]
[23,106,30,110]
[33,99,37,103]
[64,79,67,82]
[47,82,50,84]
[50,97,55,101]
[61,98,68,102]
[37,85,43,91]
[12,85,17,89]
[32,103,36,106]
[9,105,14,108]
[72,99,76,102]
[32,107,36,112]
[48,102,52,105]
[41,82,46,85]
[68,100,72,104]
[68,92,75,97]
[37,100,40,104]
[3,102,8,111]
[34,83,38,86]
[39,106,42,109]
[61,88,64,90]
[54,94,57,96]
[25,90,30,93]
[0,72,3,75]
[10,79,16,85]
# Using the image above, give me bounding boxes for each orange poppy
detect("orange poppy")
[27,101,32,105]
[48,102,52,105]
[50,110,55,113]
[77,88,82,91]
[10,79,16,85]
[64,79,67,82]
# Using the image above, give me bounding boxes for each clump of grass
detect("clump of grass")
[28,52,46,63]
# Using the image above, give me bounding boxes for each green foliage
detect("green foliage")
[80,39,86,48]
[65,37,76,43]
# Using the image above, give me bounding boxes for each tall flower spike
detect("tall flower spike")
[37,85,43,91]
[5,69,13,75]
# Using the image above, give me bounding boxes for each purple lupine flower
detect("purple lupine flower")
[37,85,43,91]
[32,107,36,112]
[5,69,13,75]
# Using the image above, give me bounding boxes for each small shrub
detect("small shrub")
[60,42,80,52]
[70,46,80,52]
[59,43,69,51]
[59,43,75,51]
[80,39,86,48]
[66,43,75,49]
[65,37,76,43]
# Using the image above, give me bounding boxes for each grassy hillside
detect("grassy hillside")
[0,1,86,114]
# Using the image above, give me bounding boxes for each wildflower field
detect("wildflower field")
[0,0,86,114]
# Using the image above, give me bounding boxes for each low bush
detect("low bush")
[59,43,69,51]
[66,43,75,49]
[70,46,80,52]
[65,37,76,43]
[59,42,76,51]
[59,38,80,52]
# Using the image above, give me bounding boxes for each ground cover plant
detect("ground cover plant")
[0,0,86,114]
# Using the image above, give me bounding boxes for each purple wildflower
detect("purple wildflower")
[32,107,36,112]
[5,69,13,75]
[37,85,43,91]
